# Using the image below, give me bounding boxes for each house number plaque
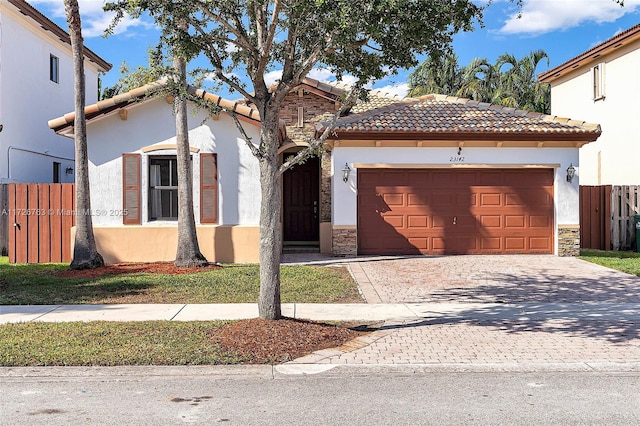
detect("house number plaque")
[449,156,465,163]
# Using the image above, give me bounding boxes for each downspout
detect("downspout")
[6,145,75,181]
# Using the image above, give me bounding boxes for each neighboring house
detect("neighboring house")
[49,78,600,263]
[539,23,640,185]
[0,0,111,183]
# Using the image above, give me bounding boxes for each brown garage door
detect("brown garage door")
[357,168,554,255]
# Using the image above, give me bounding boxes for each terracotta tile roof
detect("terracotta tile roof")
[48,80,261,132]
[539,23,640,83]
[330,94,601,141]
[6,0,111,72]
[351,89,406,113]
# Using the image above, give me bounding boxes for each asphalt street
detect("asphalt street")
[2,366,639,425]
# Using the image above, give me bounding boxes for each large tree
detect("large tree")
[64,0,104,270]
[111,0,615,319]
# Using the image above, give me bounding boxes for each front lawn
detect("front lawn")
[0,319,369,366]
[0,257,363,305]
[579,249,640,277]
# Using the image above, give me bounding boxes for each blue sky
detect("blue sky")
[30,0,640,99]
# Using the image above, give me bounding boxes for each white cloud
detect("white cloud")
[28,0,153,38]
[374,83,409,98]
[498,0,640,35]
[263,70,283,86]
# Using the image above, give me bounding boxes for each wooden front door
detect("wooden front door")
[283,157,320,242]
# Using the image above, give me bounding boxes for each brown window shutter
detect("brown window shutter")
[200,153,218,224]
[122,153,141,225]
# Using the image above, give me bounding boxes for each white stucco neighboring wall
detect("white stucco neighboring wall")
[0,2,103,183]
[85,98,261,227]
[548,42,640,185]
[331,146,580,254]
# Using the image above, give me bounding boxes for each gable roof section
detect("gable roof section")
[48,80,262,136]
[328,94,601,145]
[6,0,111,72]
[539,23,640,83]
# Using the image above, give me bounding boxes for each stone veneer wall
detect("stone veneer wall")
[320,151,332,222]
[332,228,357,256]
[558,225,580,256]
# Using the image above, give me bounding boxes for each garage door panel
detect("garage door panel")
[407,215,429,228]
[408,193,428,206]
[384,215,404,228]
[479,172,502,185]
[382,193,404,206]
[529,237,551,250]
[505,215,525,228]
[480,193,501,207]
[530,215,551,228]
[357,168,553,255]
[505,237,526,250]
[481,215,501,228]
[432,172,453,186]
[456,172,478,186]
[407,238,429,251]
[481,237,502,250]
[505,193,525,206]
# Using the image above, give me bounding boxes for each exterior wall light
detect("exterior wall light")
[342,163,351,183]
[566,163,576,183]
[65,167,74,175]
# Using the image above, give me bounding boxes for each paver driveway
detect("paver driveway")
[349,255,640,304]
[287,254,640,368]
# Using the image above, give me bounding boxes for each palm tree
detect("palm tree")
[173,53,208,268]
[64,0,104,270]
[458,57,503,104]
[408,52,463,97]
[497,50,550,113]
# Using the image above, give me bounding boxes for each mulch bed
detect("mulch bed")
[54,262,221,278]
[210,318,370,364]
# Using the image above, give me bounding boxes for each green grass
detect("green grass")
[0,321,242,366]
[0,257,363,305]
[579,249,640,277]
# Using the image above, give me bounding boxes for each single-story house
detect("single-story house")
[49,79,601,263]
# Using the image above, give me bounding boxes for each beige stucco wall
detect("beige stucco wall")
[71,225,260,264]
[549,41,640,185]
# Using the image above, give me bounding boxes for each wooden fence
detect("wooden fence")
[580,185,640,251]
[3,183,76,263]
[0,184,7,256]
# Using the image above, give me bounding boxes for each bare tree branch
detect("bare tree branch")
[229,112,264,159]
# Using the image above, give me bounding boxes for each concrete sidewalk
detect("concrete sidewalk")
[2,302,639,324]
[3,254,640,371]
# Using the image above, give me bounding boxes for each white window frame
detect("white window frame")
[148,156,179,221]
[592,62,605,101]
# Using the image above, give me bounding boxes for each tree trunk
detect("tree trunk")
[173,56,208,268]
[257,116,283,320]
[65,0,103,270]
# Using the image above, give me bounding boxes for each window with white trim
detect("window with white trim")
[592,62,605,101]
[122,152,217,225]
[149,156,178,220]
